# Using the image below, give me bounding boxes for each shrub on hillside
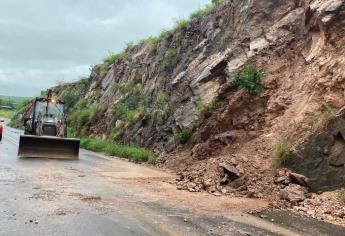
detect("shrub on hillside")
[69,102,105,134]
[59,89,80,111]
[273,141,290,167]
[174,128,193,145]
[139,36,158,47]
[233,65,265,94]
[103,52,121,65]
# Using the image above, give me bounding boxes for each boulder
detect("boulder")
[219,163,240,180]
[289,173,310,188]
[280,184,308,203]
[275,176,290,186]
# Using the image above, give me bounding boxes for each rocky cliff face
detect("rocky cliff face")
[51,0,343,152]
[16,0,345,225]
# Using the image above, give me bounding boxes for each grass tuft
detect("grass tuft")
[313,103,337,132]
[195,97,218,120]
[338,188,345,204]
[273,141,290,167]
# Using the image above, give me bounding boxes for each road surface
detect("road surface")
[0,124,344,236]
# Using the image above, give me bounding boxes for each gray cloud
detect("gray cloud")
[0,0,210,97]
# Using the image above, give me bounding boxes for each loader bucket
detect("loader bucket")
[18,135,80,160]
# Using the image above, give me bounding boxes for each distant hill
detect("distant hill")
[0,95,31,103]
[0,95,32,111]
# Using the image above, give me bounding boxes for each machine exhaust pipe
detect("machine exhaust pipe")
[18,135,80,160]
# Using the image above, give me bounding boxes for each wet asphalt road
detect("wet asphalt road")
[0,124,344,236]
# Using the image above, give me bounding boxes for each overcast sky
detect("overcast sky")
[0,0,210,97]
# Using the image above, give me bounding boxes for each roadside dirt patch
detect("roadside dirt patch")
[69,192,102,203]
[48,207,78,216]
[30,189,60,201]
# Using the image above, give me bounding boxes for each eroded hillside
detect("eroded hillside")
[13,0,345,226]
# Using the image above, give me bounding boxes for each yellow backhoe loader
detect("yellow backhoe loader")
[18,90,80,160]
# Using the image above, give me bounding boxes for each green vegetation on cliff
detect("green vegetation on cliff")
[233,65,265,94]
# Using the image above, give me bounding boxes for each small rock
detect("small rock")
[324,209,332,215]
[183,218,188,222]
[256,193,263,198]
[229,176,247,189]
[187,182,197,192]
[246,191,255,198]
[248,131,257,138]
[275,176,290,185]
[236,185,248,192]
[230,158,239,166]
[176,175,183,181]
[275,169,286,177]
[335,211,345,218]
[237,230,251,236]
[220,173,229,183]
[203,179,213,188]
